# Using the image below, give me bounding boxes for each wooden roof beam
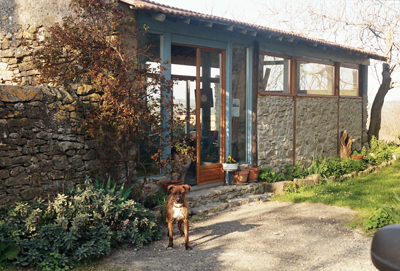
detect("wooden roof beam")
[226,25,234,31]
[151,13,166,21]
[237,28,247,34]
[203,21,213,28]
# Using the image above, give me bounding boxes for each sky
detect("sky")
[153,0,399,103]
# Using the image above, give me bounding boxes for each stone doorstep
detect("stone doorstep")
[186,182,267,208]
[190,193,273,217]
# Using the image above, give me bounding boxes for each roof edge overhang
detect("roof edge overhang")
[120,0,387,62]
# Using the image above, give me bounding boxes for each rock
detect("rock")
[305,174,321,184]
[48,170,64,180]
[40,143,60,155]
[68,155,83,168]
[39,160,53,172]
[29,172,41,186]
[265,181,293,196]
[0,169,9,179]
[10,166,24,177]
[77,84,96,95]
[21,188,43,200]
[5,172,29,186]
[294,178,315,187]
[82,149,96,160]
[52,155,69,170]
[36,131,52,140]
[328,176,336,183]
[58,142,84,152]
[0,119,8,138]
[12,155,31,165]
[0,157,12,167]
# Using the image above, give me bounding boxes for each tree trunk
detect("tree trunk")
[340,130,355,159]
[368,63,392,143]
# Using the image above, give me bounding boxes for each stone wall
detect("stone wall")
[0,0,72,85]
[295,97,338,162]
[257,96,294,171]
[339,98,362,151]
[257,95,367,171]
[0,85,101,205]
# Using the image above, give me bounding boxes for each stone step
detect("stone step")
[190,192,273,217]
[187,182,268,208]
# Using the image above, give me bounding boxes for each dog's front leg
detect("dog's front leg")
[177,220,185,237]
[167,221,174,249]
[184,219,191,250]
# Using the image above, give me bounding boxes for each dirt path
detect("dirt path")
[102,201,376,271]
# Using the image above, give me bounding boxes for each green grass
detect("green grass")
[273,160,400,229]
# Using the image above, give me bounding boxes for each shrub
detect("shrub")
[363,208,393,230]
[280,163,309,180]
[0,177,160,269]
[258,168,285,183]
[308,156,366,178]
[365,136,397,165]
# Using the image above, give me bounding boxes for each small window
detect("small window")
[340,67,359,96]
[258,54,290,93]
[298,61,334,95]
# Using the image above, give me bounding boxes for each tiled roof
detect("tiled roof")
[120,0,386,61]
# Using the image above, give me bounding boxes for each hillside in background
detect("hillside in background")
[380,100,400,144]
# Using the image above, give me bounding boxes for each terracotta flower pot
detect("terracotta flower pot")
[234,169,249,184]
[248,168,260,182]
[351,154,364,161]
[160,180,184,194]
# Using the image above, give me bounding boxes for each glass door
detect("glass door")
[171,45,225,186]
[196,49,225,185]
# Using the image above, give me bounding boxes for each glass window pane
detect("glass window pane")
[137,33,162,177]
[298,62,334,95]
[258,54,290,93]
[340,67,359,96]
[232,46,248,163]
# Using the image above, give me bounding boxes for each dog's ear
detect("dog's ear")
[182,184,191,193]
[167,185,176,195]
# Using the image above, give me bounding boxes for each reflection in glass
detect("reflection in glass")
[137,33,161,177]
[232,46,247,163]
[200,51,221,165]
[299,62,334,95]
[258,54,290,93]
[340,67,359,96]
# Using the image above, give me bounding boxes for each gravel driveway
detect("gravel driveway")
[102,201,377,271]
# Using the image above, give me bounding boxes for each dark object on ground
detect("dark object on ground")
[371,224,400,271]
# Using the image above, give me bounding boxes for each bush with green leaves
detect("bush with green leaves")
[0,177,160,269]
[363,208,393,230]
[308,156,366,178]
[280,163,309,180]
[363,136,398,165]
[258,168,285,183]
[364,192,400,230]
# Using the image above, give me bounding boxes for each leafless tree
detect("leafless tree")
[254,0,400,142]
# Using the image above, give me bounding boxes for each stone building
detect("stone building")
[0,0,385,202]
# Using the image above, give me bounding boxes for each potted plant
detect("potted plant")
[248,167,260,182]
[351,149,364,160]
[222,156,239,171]
[234,168,249,184]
